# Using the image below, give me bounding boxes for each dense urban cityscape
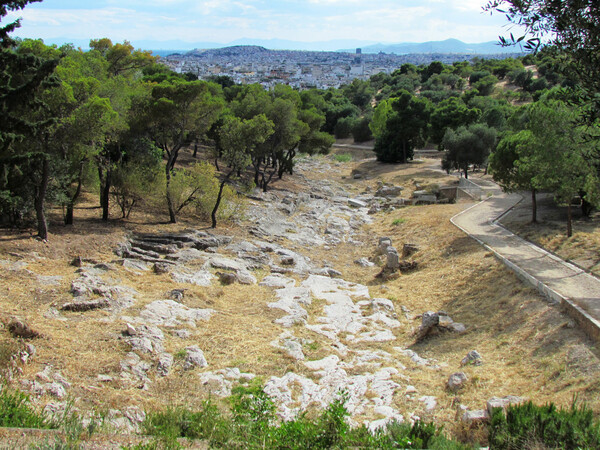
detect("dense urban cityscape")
[161,45,521,89]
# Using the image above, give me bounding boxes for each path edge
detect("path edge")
[451,197,600,342]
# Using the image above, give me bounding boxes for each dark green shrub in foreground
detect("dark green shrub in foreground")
[489,401,600,449]
[142,384,470,449]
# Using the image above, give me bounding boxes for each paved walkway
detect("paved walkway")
[451,186,600,341]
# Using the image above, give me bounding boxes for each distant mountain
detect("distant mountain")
[25,36,515,56]
[343,39,514,54]
[227,38,378,52]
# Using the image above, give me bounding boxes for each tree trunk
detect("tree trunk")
[531,188,537,224]
[211,171,232,228]
[34,156,49,240]
[65,161,85,225]
[193,140,198,158]
[101,166,111,221]
[98,166,105,210]
[402,140,407,164]
[567,203,573,237]
[463,165,468,179]
[580,191,593,217]
[166,166,176,223]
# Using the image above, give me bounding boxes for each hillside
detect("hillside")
[1,148,599,447]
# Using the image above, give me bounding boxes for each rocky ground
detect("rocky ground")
[1,152,599,446]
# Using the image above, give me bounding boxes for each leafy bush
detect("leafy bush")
[142,385,464,449]
[333,153,353,163]
[0,386,52,429]
[351,116,373,142]
[488,401,600,449]
[166,162,245,223]
[334,116,355,139]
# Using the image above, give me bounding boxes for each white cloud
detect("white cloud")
[8,0,511,45]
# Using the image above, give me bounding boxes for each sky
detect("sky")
[7,0,513,48]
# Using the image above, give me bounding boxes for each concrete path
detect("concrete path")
[452,187,600,341]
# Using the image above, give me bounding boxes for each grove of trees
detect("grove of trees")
[2,0,600,239]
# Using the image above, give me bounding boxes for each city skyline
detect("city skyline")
[7,0,515,50]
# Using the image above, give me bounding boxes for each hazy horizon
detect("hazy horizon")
[8,1,514,51]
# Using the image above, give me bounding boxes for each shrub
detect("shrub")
[333,153,353,163]
[142,385,463,449]
[334,116,355,139]
[488,401,600,449]
[352,116,373,143]
[0,386,52,429]
[166,162,245,223]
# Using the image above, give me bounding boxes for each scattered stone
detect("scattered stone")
[173,329,191,339]
[461,350,483,366]
[486,396,525,416]
[183,346,208,370]
[280,256,296,266]
[7,318,41,339]
[348,198,367,208]
[375,185,404,198]
[122,259,151,272]
[326,268,343,278]
[61,298,110,312]
[398,261,419,272]
[406,385,417,394]
[415,311,465,341]
[354,257,375,267]
[97,375,114,383]
[70,256,83,267]
[270,332,305,360]
[259,274,296,289]
[378,237,392,255]
[217,271,238,285]
[386,247,400,270]
[139,300,214,327]
[415,311,439,341]
[167,289,186,301]
[120,352,152,386]
[462,409,489,423]
[126,323,137,336]
[447,372,468,392]
[171,269,215,287]
[46,382,67,399]
[126,324,165,354]
[153,263,171,275]
[157,353,174,377]
[236,270,257,285]
[402,243,419,258]
[419,396,437,411]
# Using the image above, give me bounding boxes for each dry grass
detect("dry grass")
[1,146,599,443]
[500,192,600,276]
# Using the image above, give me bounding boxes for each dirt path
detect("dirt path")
[452,186,600,340]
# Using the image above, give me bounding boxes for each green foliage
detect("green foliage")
[392,218,406,226]
[333,153,353,163]
[351,115,373,142]
[142,385,461,449]
[334,116,355,139]
[442,123,497,178]
[488,401,600,449]
[0,386,52,429]
[167,162,245,223]
[373,90,431,163]
[430,97,481,145]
